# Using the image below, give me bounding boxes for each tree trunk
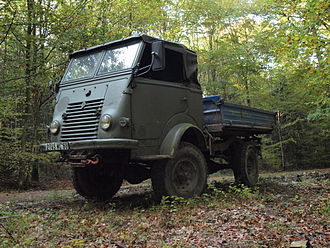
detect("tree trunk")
[21,0,37,185]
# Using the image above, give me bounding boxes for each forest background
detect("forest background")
[0,0,329,187]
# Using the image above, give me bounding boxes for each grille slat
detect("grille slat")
[63,117,98,123]
[62,120,98,126]
[61,136,97,142]
[61,131,98,137]
[66,108,100,114]
[67,103,102,110]
[65,113,99,119]
[61,128,98,134]
[60,98,103,142]
[62,124,98,131]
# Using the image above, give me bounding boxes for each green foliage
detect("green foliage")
[228,184,256,199]
[0,205,31,247]
[159,183,258,213]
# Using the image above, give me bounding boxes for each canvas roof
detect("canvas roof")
[70,34,199,87]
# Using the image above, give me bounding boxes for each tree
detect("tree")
[0,0,329,187]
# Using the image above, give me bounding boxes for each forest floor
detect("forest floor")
[0,168,329,247]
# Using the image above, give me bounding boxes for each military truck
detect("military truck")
[41,35,275,201]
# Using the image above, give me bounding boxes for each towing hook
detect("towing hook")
[85,155,101,165]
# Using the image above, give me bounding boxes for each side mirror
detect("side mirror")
[151,41,165,71]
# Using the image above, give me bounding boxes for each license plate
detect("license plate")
[44,142,70,151]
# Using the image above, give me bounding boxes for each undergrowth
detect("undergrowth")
[0,175,329,248]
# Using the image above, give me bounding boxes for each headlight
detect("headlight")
[100,114,112,130]
[50,120,60,135]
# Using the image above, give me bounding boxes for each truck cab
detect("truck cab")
[41,35,274,201]
[41,35,209,200]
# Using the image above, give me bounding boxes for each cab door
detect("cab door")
[131,78,187,140]
[131,46,188,154]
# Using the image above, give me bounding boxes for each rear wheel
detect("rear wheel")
[151,142,208,199]
[231,142,259,187]
[72,161,123,201]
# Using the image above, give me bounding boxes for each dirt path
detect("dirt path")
[0,189,74,203]
[0,168,329,204]
[0,184,155,204]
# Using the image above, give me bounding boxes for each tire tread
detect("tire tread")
[151,142,207,199]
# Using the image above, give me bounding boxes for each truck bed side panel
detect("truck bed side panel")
[202,95,275,136]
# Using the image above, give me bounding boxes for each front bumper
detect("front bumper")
[40,138,139,152]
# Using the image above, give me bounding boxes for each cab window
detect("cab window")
[139,43,184,83]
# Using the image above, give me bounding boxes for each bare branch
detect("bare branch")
[0,10,17,46]
[0,223,15,240]
[10,30,27,49]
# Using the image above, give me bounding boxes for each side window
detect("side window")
[139,44,184,83]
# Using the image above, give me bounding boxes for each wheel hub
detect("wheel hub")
[173,160,197,193]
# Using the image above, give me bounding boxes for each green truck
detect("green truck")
[41,35,275,201]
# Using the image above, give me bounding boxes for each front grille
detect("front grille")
[60,98,104,142]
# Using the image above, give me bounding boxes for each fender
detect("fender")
[160,123,206,157]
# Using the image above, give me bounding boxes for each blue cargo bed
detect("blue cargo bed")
[202,95,275,136]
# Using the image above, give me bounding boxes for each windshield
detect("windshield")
[63,51,103,81]
[63,42,140,82]
[98,43,140,75]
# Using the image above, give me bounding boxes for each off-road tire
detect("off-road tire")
[231,142,259,187]
[151,142,208,199]
[72,163,123,202]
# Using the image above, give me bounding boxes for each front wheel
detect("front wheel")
[151,142,208,199]
[72,162,123,202]
[231,142,259,187]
